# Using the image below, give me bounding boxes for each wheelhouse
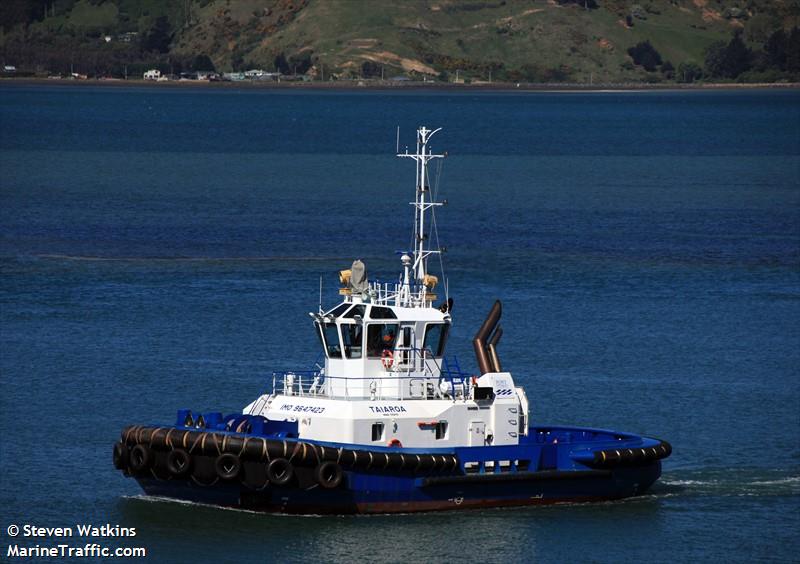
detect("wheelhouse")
[310,301,451,399]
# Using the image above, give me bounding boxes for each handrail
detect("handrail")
[268,354,470,401]
[367,279,434,307]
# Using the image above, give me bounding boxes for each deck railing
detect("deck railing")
[269,354,471,401]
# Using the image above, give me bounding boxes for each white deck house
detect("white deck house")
[244,127,529,449]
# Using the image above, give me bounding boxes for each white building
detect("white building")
[143,69,161,80]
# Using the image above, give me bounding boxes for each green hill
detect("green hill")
[1,0,798,83]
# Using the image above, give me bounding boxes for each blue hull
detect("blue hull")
[135,463,661,514]
[116,423,668,514]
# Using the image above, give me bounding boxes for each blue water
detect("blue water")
[1,85,799,562]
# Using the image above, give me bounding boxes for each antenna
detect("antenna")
[396,126,400,154]
[318,275,323,314]
[397,126,446,294]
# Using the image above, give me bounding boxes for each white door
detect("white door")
[468,420,486,446]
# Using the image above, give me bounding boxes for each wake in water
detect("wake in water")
[656,467,800,498]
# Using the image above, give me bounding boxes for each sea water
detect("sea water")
[1,85,798,562]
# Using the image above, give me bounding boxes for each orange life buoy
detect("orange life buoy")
[387,439,402,448]
[381,349,394,369]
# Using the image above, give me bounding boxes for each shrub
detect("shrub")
[627,40,662,71]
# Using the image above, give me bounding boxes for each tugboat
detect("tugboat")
[113,126,671,514]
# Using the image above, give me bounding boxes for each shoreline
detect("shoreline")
[2,76,799,93]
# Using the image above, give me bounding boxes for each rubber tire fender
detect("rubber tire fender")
[315,461,344,489]
[215,453,242,480]
[113,442,129,470]
[267,458,294,486]
[128,444,152,473]
[166,449,192,477]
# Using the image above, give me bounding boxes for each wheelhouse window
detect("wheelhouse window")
[367,323,399,358]
[371,422,384,442]
[343,304,366,319]
[326,303,351,318]
[369,306,397,319]
[340,323,363,359]
[322,323,341,358]
[423,323,450,357]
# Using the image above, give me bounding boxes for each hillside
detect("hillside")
[1,0,799,83]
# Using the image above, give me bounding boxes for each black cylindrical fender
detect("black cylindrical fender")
[119,425,461,475]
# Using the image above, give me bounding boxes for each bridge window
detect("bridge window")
[343,304,366,318]
[423,323,450,357]
[371,422,384,441]
[326,303,351,318]
[367,324,399,357]
[340,324,363,359]
[322,323,341,358]
[369,306,397,319]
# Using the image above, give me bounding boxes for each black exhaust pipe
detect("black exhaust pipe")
[488,326,503,372]
[473,300,502,375]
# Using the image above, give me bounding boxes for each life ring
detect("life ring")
[387,438,402,448]
[214,453,241,480]
[112,442,129,470]
[128,444,152,473]
[381,349,394,369]
[167,449,192,476]
[267,458,294,486]
[315,461,344,489]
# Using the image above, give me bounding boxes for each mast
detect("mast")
[398,126,445,304]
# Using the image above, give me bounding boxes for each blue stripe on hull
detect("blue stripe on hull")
[136,463,661,515]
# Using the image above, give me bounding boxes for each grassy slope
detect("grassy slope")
[187,0,737,81]
[5,0,779,81]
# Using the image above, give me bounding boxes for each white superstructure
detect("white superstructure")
[244,127,529,449]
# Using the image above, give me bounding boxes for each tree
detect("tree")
[189,54,215,72]
[787,27,800,73]
[661,60,675,79]
[141,16,172,54]
[703,40,727,77]
[723,32,752,77]
[704,32,752,78]
[361,60,382,78]
[274,52,290,74]
[0,0,48,32]
[273,51,312,76]
[677,61,703,83]
[290,51,313,75]
[627,40,663,71]
[765,29,787,70]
